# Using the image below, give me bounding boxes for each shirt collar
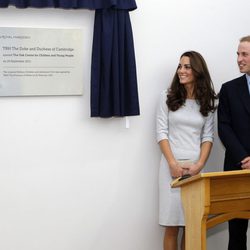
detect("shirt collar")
[246,74,250,94]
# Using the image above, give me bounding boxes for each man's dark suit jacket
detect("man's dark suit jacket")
[218,75,250,171]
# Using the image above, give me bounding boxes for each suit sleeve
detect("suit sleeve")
[217,84,248,164]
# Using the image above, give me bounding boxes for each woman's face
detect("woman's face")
[177,56,195,86]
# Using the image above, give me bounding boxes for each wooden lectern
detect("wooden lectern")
[171,170,250,250]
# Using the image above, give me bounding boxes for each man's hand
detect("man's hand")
[241,156,250,169]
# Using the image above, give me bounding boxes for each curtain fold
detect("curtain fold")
[0,0,140,117]
[91,9,139,117]
[0,0,137,10]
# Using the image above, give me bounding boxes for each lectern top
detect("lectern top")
[171,169,250,188]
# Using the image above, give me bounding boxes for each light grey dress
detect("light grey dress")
[156,90,214,226]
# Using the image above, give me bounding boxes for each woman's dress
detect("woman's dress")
[156,90,214,226]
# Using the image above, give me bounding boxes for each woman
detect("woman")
[156,51,217,250]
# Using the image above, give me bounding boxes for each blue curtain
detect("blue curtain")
[0,0,140,117]
[0,0,137,10]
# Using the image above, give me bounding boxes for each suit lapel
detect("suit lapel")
[238,75,250,115]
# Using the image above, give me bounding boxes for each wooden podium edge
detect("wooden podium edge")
[171,169,250,188]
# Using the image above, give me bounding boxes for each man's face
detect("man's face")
[237,41,250,75]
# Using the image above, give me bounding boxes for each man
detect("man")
[218,35,250,250]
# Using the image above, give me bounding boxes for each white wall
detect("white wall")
[0,0,249,249]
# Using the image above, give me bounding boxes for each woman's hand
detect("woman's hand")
[185,162,203,176]
[169,161,185,178]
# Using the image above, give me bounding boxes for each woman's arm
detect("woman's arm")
[156,91,184,177]
[187,141,213,176]
[187,110,214,176]
[159,139,184,178]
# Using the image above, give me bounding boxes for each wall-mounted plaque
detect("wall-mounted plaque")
[0,27,84,96]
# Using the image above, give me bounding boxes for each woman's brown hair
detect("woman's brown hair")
[166,51,217,116]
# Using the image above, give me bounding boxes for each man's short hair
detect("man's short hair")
[240,35,250,43]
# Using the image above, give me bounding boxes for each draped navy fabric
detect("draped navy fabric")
[0,0,140,117]
[0,0,137,10]
[91,9,139,117]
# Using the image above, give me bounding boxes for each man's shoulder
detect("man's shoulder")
[222,75,246,88]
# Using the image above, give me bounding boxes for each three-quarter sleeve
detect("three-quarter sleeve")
[201,111,215,143]
[156,90,169,143]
